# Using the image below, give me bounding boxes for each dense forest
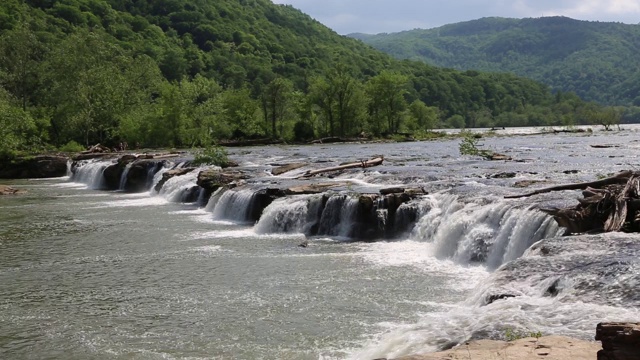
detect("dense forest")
[351,17,640,106]
[0,1,622,158]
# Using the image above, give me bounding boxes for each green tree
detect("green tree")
[589,106,621,131]
[261,77,293,139]
[0,88,38,158]
[408,99,439,131]
[219,87,261,138]
[309,65,366,137]
[0,21,44,111]
[366,71,409,135]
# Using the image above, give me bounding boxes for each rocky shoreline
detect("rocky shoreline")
[392,322,640,360]
[394,335,600,360]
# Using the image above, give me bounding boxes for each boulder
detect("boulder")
[0,155,69,179]
[102,155,137,189]
[154,167,196,193]
[197,169,249,193]
[123,159,165,192]
[247,188,288,221]
[596,322,640,360]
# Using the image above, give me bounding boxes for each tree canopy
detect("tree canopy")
[351,16,640,107]
[0,1,623,158]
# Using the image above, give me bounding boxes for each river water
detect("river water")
[2,129,640,359]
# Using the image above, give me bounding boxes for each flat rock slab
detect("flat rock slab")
[395,336,599,360]
[271,163,307,176]
[0,185,26,195]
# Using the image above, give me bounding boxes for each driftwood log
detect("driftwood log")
[505,171,640,235]
[298,156,383,178]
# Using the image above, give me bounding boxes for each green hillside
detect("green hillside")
[351,17,640,106]
[0,2,617,158]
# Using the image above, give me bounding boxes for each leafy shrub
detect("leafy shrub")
[59,140,85,153]
[459,131,492,158]
[505,328,543,341]
[191,145,230,167]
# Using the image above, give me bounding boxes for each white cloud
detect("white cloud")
[272,0,640,34]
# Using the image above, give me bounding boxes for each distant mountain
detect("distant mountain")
[350,17,640,105]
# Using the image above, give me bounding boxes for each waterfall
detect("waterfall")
[150,166,171,193]
[210,189,258,223]
[316,194,361,238]
[411,193,561,269]
[254,195,315,234]
[71,160,111,189]
[254,193,377,239]
[118,162,134,190]
[157,170,201,203]
[204,188,225,212]
[145,162,165,191]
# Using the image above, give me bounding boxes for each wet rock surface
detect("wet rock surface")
[0,155,68,179]
[271,162,306,175]
[480,234,640,308]
[196,169,249,193]
[123,159,166,192]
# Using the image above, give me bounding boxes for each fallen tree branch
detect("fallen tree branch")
[298,156,383,178]
[504,171,634,199]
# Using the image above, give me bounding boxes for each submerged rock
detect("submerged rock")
[481,234,640,308]
[0,185,26,195]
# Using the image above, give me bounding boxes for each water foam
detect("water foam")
[211,189,257,222]
[71,160,112,189]
[410,193,560,269]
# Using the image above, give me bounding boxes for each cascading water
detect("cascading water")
[71,160,112,189]
[118,162,134,190]
[157,168,202,203]
[204,187,225,212]
[254,195,315,234]
[316,194,361,238]
[410,193,560,269]
[211,188,259,222]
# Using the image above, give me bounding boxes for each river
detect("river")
[1,128,639,359]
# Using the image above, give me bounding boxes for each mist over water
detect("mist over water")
[2,129,640,359]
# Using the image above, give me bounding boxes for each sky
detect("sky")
[271,0,640,34]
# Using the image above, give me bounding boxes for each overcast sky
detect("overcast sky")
[271,0,640,34]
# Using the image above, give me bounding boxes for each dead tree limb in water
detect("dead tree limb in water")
[298,157,384,178]
[504,170,634,199]
[526,172,640,235]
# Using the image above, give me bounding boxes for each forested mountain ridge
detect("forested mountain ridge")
[350,17,640,106]
[0,1,619,158]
